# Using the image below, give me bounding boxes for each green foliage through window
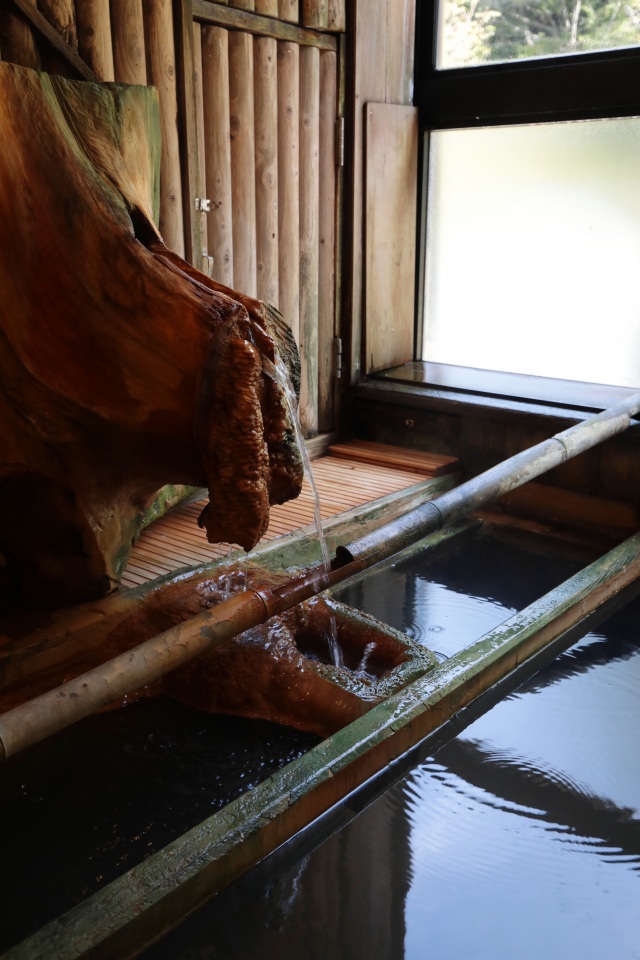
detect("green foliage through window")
[439,0,640,67]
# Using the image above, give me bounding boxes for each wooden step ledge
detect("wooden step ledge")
[328,439,458,477]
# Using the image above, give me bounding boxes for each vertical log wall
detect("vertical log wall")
[0,0,347,437]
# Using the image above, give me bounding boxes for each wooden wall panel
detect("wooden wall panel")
[254,36,279,304]
[75,0,114,80]
[255,0,278,14]
[143,0,185,257]
[327,0,345,31]
[229,30,257,296]
[349,0,417,383]
[364,102,417,373]
[229,0,255,10]
[302,0,327,29]
[192,22,208,267]
[299,44,320,436]
[202,25,234,286]
[111,0,146,85]
[278,0,299,22]
[318,48,336,432]
[277,40,300,341]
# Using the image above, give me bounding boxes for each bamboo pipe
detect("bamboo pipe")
[1,393,639,761]
[336,392,640,565]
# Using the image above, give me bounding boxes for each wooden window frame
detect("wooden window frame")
[405,0,640,410]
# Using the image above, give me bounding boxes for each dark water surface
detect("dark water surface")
[144,527,640,960]
[0,704,318,951]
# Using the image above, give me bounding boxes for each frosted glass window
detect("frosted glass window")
[422,118,640,389]
[438,0,640,69]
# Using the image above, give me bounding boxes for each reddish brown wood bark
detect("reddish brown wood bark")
[0,63,303,611]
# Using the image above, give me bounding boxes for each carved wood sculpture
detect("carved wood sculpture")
[0,62,303,611]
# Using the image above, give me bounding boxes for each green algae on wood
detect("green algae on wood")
[10,529,640,960]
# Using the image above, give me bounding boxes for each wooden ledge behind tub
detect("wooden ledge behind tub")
[122,444,460,589]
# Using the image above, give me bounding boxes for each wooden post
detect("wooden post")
[173,0,202,267]
[254,36,278,305]
[318,48,336,432]
[229,30,257,297]
[327,0,345,31]
[76,0,114,81]
[193,22,208,267]
[302,0,327,29]
[110,0,146,84]
[278,0,299,22]
[255,0,278,14]
[277,40,299,342]
[228,0,255,10]
[38,0,77,47]
[0,0,41,69]
[202,26,234,286]
[143,0,185,257]
[299,44,319,437]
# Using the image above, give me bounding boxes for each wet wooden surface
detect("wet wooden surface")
[121,453,442,588]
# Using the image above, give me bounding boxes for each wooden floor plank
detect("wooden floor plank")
[122,452,444,587]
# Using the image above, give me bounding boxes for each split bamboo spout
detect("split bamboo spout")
[1,392,639,761]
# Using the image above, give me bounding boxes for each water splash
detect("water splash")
[269,353,343,668]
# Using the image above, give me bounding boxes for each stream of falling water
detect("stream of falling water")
[271,354,343,668]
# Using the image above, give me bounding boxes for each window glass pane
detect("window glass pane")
[422,118,640,389]
[438,0,640,69]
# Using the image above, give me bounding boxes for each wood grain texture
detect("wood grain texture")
[0,0,41,69]
[277,40,300,341]
[192,22,208,263]
[278,0,298,21]
[229,30,257,296]
[299,44,320,437]
[75,0,114,81]
[229,0,254,9]
[302,0,326,28]
[0,63,303,608]
[38,0,77,48]
[255,0,278,14]
[364,102,417,373]
[194,1,336,48]
[384,0,415,104]
[122,454,425,586]
[327,0,345,31]
[174,0,202,266]
[328,440,459,476]
[202,26,234,285]
[254,35,279,304]
[318,48,336,432]
[143,0,185,257]
[110,0,146,85]
[348,0,416,384]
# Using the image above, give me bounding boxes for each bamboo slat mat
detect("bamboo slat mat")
[121,453,436,589]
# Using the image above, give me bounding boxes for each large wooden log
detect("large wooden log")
[0,63,303,611]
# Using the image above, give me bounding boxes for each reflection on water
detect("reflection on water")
[146,528,640,960]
